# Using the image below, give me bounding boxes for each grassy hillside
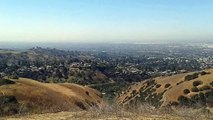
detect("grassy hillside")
[117,69,213,108]
[0,78,104,116]
[0,111,197,120]
[3,106,213,120]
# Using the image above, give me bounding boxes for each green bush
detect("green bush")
[191,87,199,92]
[210,81,213,87]
[9,73,19,79]
[85,91,90,96]
[193,80,203,87]
[178,95,189,106]
[176,81,184,85]
[74,101,86,110]
[156,84,161,88]
[200,71,210,76]
[184,73,199,81]
[205,90,213,101]
[165,83,171,88]
[0,79,15,86]
[0,96,20,116]
[183,89,190,94]
[199,85,211,91]
[168,101,179,106]
[131,90,137,96]
[190,93,206,107]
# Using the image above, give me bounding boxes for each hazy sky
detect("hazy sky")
[0,0,213,43]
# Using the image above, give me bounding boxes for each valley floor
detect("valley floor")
[1,111,213,120]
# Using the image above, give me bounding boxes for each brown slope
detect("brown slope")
[117,69,213,107]
[0,78,104,114]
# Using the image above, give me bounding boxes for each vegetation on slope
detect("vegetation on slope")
[117,69,213,108]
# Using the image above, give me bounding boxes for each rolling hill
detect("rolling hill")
[117,69,213,108]
[0,78,104,116]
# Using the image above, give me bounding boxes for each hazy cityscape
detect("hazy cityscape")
[0,0,213,119]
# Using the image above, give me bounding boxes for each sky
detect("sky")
[0,0,213,43]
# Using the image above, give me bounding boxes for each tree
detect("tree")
[9,73,19,79]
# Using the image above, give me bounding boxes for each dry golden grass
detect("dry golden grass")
[2,103,213,120]
[1,70,213,119]
[117,69,213,107]
[155,73,187,93]
[1,112,181,120]
[0,78,104,114]
[162,69,213,106]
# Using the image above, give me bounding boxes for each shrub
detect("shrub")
[184,73,199,81]
[190,93,206,107]
[191,87,199,92]
[193,80,203,87]
[0,96,20,116]
[131,90,137,96]
[0,79,15,86]
[162,89,167,94]
[210,81,213,87]
[146,79,155,86]
[9,73,19,79]
[165,83,171,88]
[200,71,210,76]
[205,90,213,104]
[74,101,86,110]
[177,81,184,85]
[183,89,190,94]
[168,101,179,106]
[178,95,189,106]
[85,91,90,96]
[156,84,161,88]
[199,85,211,91]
